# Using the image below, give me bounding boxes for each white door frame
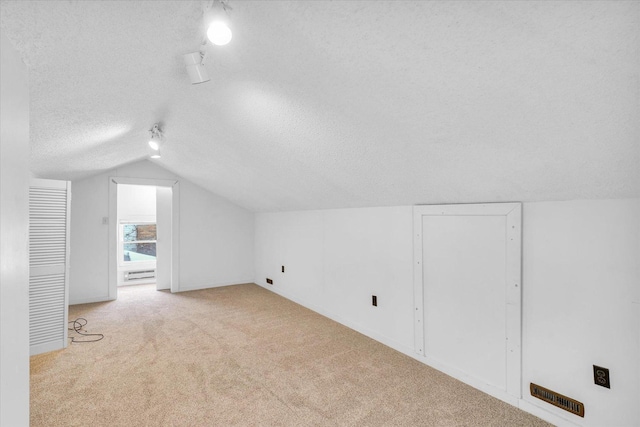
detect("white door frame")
[108,177,180,298]
[155,186,173,291]
[413,202,522,403]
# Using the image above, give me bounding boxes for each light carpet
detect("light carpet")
[30,283,552,426]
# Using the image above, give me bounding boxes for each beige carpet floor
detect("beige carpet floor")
[30,283,551,426]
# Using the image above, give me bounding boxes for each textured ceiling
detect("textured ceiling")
[1,1,638,212]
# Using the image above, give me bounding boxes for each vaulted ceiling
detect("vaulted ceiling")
[1,1,638,212]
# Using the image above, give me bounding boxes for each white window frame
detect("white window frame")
[118,221,158,267]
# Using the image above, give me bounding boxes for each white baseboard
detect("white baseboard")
[255,283,414,359]
[71,279,254,303]
[519,398,582,427]
[416,354,519,406]
[69,295,113,305]
[176,279,254,293]
[30,339,67,356]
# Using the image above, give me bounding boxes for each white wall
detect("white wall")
[521,199,639,426]
[70,160,254,304]
[0,29,30,426]
[255,207,415,352]
[117,184,156,220]
[254,199,640,427]
[69,169,110,302]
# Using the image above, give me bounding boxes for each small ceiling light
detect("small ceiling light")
[207,21,232,46]
[184,52,210,84]
[204,1,232,46]
[148,123,163,158]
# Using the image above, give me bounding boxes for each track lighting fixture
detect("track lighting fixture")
[183,1,233,85]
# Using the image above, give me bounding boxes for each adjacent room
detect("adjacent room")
[117,184,158,288]
[0,1,638,426]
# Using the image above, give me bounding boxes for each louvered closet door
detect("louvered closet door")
[29,178,71,356]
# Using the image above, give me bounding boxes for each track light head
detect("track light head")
[148,124,164,158]
[184,52,210,84]
[204,0,232,46]
[207,21,232,46]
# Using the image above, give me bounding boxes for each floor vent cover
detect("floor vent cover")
[530,383,584,418]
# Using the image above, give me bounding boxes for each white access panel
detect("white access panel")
[29,178,71,356]
[423,215,507,388]
[413,203,522,402]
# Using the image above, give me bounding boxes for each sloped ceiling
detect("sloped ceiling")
[1,1,638,212]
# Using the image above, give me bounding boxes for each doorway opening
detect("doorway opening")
[108,177,180,299]
[117,184,157,288]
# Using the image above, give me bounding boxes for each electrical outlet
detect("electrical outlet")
[266,278,273,285]
[593,365,610,389]
[372,295,377,307]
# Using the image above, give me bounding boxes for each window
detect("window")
[121,223,157,263]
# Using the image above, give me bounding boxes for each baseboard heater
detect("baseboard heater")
[125,269,156,281]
